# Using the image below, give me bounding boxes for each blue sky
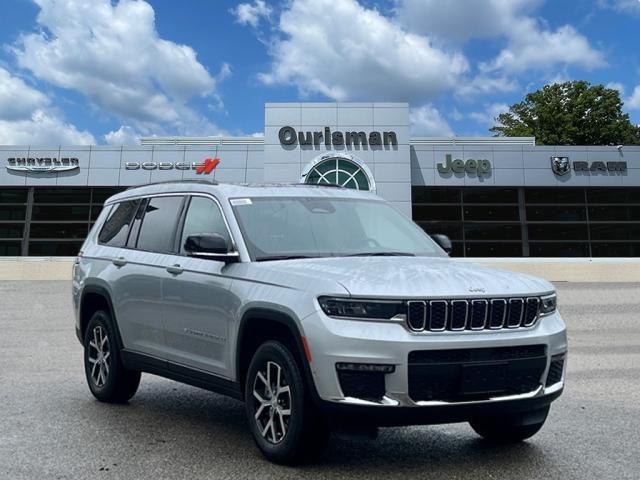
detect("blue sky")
[0,0,639,144]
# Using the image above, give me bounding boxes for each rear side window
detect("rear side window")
[136,196,184,253]
[180,196,231,253]
[98,200,140,247]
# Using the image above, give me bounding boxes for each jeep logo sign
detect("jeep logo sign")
[437,154,491,176]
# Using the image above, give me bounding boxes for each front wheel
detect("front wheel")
[245,341,329,464]
[469,406,550,442]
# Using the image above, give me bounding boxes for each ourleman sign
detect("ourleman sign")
[6,157,79,173]
[437,154,492,176]
[279,126,398,147]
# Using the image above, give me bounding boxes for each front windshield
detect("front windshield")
[230,196,445,261]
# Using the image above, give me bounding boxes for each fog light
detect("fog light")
[335,363,395,373]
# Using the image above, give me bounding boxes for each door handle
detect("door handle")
[166,264,184,275]
[112,257,127,267]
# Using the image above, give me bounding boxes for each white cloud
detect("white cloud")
[468,103,509,126]
[0,68,49,120]
[0,66,94,144]
[231,0,272,27]
[456,74,519,97]
[397,0,604,76]
[599,0,640,14]
[410,105,454,136]
[482,20,605,73]
[0,110,95,144]
[607,82,626,95]
[626,85,640,110]
[13,0,225,135]
[258,0,468,102]
[395,0,538,43]
[104,125,139,145]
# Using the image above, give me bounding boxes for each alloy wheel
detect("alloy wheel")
[252,361,292,444]
[88,325,111,387]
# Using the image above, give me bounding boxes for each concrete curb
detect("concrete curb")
[0,257,639,282]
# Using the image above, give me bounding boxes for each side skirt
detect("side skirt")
[121,349,243,400]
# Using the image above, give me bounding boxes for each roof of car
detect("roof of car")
[105,181,381,205]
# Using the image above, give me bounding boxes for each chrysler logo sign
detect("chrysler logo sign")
[6,157,79,173]
[551,156,627,175]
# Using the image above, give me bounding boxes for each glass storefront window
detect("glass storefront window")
[0,206,26,221]
[412,187,461,203]
[28,241,83,256]
[412,205,462,221]
[33,188,91,203]
[464,205,519,221]
[0,241,21,256]
[31,205,90,221]
[464,223,521,241]
[463,188,518,203]
[529,242,590,257]
[525,188,585,204]
[527,223,589,241]
[0,224,25,239]
[29,223,90,239]
[0,188,28,203]
[526,205,587,222]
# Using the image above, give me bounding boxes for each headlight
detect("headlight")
[539,293,557,316]
[318,296,404,319]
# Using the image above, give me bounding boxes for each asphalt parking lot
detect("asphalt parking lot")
[1,281,639,479]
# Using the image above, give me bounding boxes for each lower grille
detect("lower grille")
[546,354,565,386]
[337,370,385,401]
[408,345,547,402]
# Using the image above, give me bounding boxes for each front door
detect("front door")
[161,195,239,378]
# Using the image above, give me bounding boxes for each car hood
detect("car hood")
[248,256,553,298]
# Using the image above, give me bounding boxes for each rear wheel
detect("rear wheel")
[245,341,329,464]
[83,310,140,403]
[469,406,549,442]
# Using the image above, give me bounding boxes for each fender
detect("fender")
[78,284,126,353]
[236,307,322,404]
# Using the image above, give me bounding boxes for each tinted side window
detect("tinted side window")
[180,197,231,253]
[98,200,140,247]
[136,196,184,253]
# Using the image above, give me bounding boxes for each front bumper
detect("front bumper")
[301,308,567,412]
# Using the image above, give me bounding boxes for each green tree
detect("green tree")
[490,81,640,145]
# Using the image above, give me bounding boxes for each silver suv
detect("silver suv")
[72,181,567,464]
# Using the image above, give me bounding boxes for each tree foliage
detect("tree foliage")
[490,81,640,145]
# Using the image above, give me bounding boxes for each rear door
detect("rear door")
[160,194,238,378]
[117,195,186,358]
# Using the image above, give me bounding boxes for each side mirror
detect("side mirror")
[184,233,239,263]
[431,234,452,255]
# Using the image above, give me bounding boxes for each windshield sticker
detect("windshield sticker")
[230,198,252,206]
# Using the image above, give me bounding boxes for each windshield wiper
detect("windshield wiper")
[255,254,320,262]
[346,252,415,257]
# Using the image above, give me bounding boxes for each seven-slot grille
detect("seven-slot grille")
[406,297,541,332]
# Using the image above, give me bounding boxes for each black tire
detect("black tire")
[83,310,140,403]
[469,406,550,443]
[245,341,330,464]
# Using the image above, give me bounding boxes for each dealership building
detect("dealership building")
[1,102,639,257]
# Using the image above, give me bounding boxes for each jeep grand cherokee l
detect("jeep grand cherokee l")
[72,181,567,464]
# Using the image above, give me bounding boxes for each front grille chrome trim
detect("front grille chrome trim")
[449,299,468,331]
[404,295,547,333]
[470,299,489,330]
[428,300,448,331]
[406,300,427,332]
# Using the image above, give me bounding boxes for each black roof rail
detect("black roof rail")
[126,179,218,190]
